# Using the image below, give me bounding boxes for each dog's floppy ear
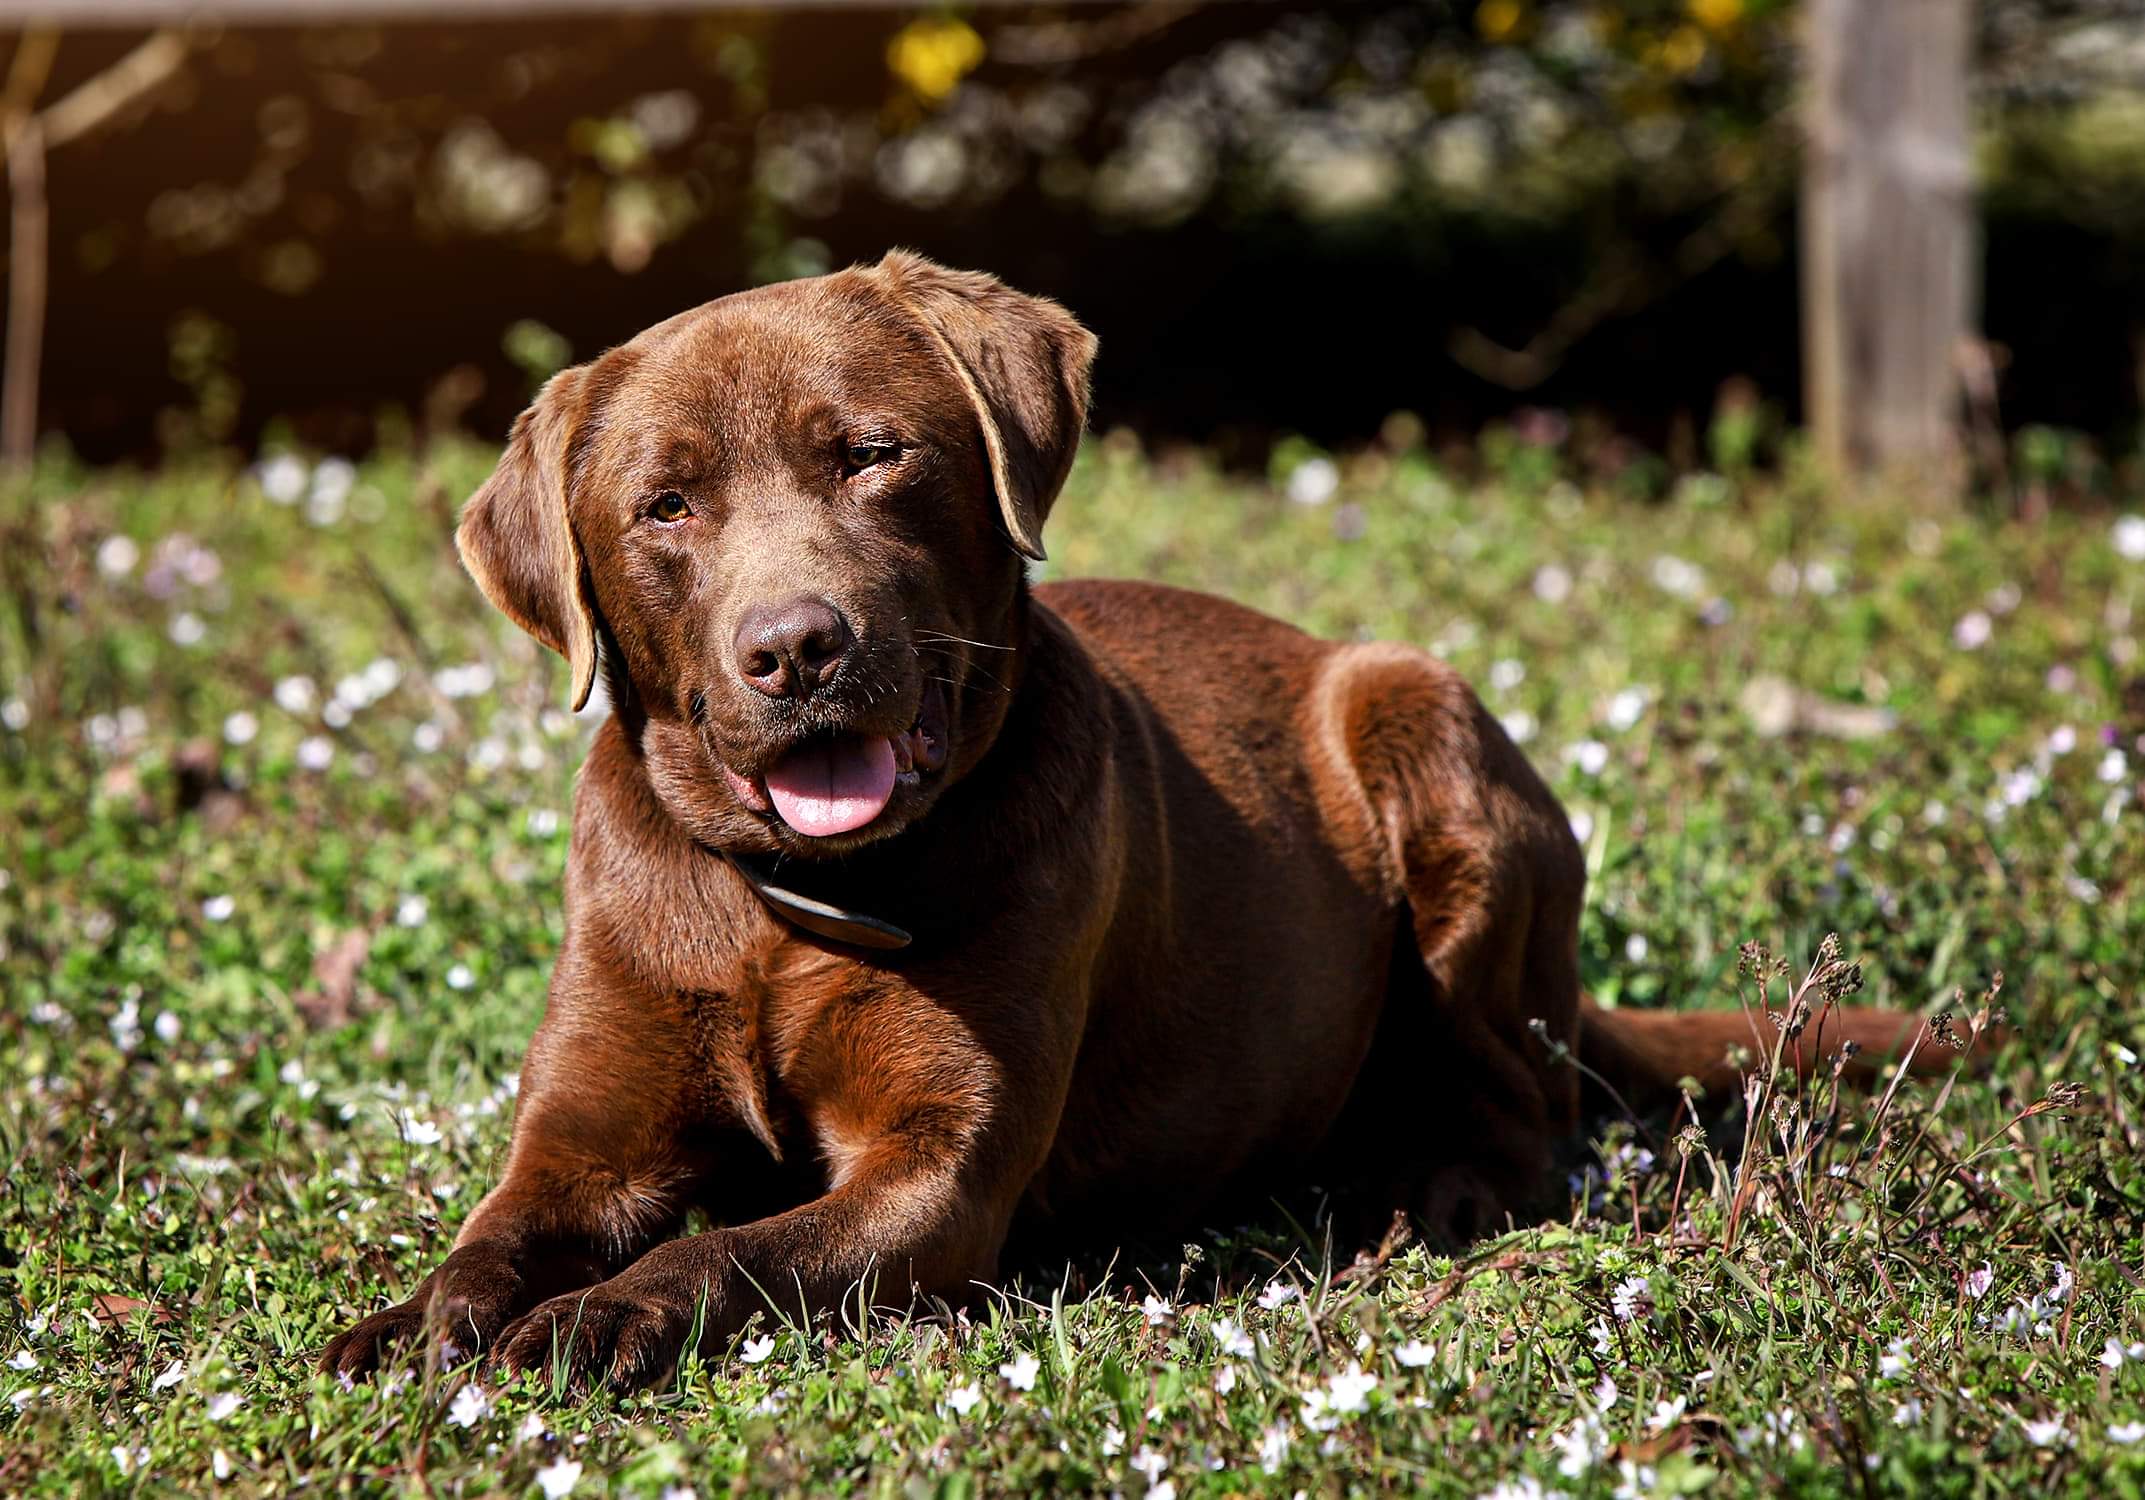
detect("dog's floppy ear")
[871,250,1097,562]
[456,366,600,711]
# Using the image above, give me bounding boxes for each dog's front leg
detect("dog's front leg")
[319,949,721,1381]
[492,968,1064,1394]
[492,1151,1005,1392]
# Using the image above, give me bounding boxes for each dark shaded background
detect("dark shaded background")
[8,1,2145,471]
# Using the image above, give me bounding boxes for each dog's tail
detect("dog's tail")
[1578,997,1947,1110]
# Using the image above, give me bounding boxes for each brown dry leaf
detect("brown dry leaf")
[294,926,376,1031]
[90,1292,173,1326]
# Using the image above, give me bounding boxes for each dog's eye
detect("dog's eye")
[845,442,899,472]
[648,492,693,523]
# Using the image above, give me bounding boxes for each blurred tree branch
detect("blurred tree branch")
[3,27,193,471]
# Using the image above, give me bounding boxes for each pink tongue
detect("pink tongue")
[763,735,897,837]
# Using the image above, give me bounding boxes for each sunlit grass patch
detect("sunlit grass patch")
[1,441,2142,1495]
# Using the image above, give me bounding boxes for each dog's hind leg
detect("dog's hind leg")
[1310,644,1587,1243]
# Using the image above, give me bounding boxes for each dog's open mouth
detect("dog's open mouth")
[726,679,948,838]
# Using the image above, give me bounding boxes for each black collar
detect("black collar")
[722,851,913,951]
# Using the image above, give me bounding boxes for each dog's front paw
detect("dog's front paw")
[319,1249,524,1383]
[491,1270,702,1394]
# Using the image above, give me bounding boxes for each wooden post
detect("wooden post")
[1801,0,1974,492]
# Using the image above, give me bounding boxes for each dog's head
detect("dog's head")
[457,251,1096,856]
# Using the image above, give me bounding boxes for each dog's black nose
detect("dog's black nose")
[733,596,853,700]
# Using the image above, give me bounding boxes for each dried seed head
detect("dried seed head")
[1930,1013,1965,1051]
[1737,941,1770,980]
[2044,1081,2088,1113]
[1675,1124,1707,1158]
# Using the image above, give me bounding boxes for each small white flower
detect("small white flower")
[1101,1424,1125,1456]
[1569,810,1596,846]
[154,1011,181,1044]
[1624,934,1649,963]
[1648,1396,1687,1433]
[1650,555,1702,597]
[0,698,25,731]
[517,1413,547,1442]
[2101,1337,2145,1370]
[412,721,445,753]
[205,1390,243,1421]
[437,662,497,699]
[1589,1317,1613,1355]
[1594,1376,1620,1410]
[1553,1413,1607,1476]
[528,808,561,838]
[658,1487,698,1500]
[170,612,206,646]
[1325,1363,1378,1415]
[2048,724,2078,756]
[1257,1280,1298,1311]
[1146,1483,1175,1500]
[203,894,235,922]
[1611,1275,1652,1323]
[1210,1316,1255,1359]
[1286,456,1339,506]
[446,1382,491,1428]
[6,1350,35,1372]
[945,1382,982,1416]
[1214,1362,1237,1394]
[2115,514,2145,561]
[1130,1446,1168,1483]
[258,453,308,503]
[738,1333,775,1364]
[1965,1264,1994,1300]
[446,964,475,992]
[1140,1294,1174,1326]
[1489,659,1526,693]
[1256,1422,1291,1471]
[1892,1398,1923,1427]
[1528,563,1574,607]
[273,675,316,714]
[98,535,142,577]
[1395,1338,1435,1368]
[2109,1422,2145,1445]
[212,1448,233,1480]
[2023,1417,2072,1449]
[1000,1351,1040,1390]
[535,1458,582,1498]
[1566,739,1610,777]
[1605,687,1647,732]
[1879,1338,1913,1379]
[1478,1481,1548,1500]
[223,711,258,746]
[2101,749,2130,785]
[1500,710,1537,744]
[296,735,334,771]
[1953,611,1992,650]
[396,896,429,928]
[400,1118,442,1146]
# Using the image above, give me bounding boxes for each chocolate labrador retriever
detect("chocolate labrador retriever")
[321,252,1928,1391]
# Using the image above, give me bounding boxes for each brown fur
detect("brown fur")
[320,252,1937,1392]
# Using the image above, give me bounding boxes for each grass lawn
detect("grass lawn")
[2,435,2142,1497]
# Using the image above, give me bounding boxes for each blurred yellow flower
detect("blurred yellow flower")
[1688,0,1743,30]
[1477,0,1524,44]
[887,17,986,103]
[1662,24,1708,75]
